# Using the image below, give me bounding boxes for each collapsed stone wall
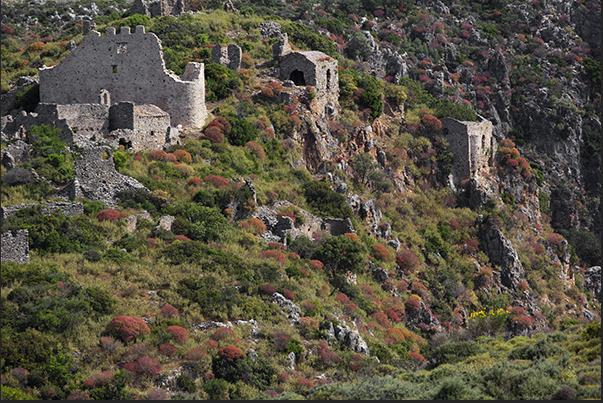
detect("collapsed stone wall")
[1,230,29,264]
[58,146,148,208]
[1,103,109,145]
[0,76,39,116]
[211,43,242,71]
[2,201,84,218]
[39,26,207,128]
[441,117,494,185]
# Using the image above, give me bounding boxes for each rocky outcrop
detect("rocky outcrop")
[1,140,31,169]
[479,219,525,293]
[271,292,301,323]
[57,146,148,208]
[0,76,38,117]
[406,300,443,333]
[329,323,370,355]
[583,266,601,302]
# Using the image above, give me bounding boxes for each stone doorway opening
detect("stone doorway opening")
[289,70,306,86]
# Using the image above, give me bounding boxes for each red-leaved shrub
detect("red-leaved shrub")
[203,126,225,144]
[259,250,286,264]
[396,249,419,272]
[148,150,168,161]
[247,217,266,234]
[309,260,324,270]
[282,289,294,300]
[67,389,91,400]
[173,149,192,163]
[218,345,244,361]
[246,141,266,163]
[335,293,350,304]
[268,242,287,250]
[421,114,442,131]
[187,177,203,186]
[97,209,127,222]
[174,234,191,242]
[166,326,189,343]
[212,327,235,341]
[259,283,277,295]
[372,244,392,261]
[372,312,391,328]
[160,304,179,319]
[106,316,150,342]
[158,343,177,357]
[185,348,207,361]
[405,298,422,315]
[203,175,230,188]
[204,340,219,350]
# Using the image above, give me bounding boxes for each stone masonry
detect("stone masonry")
[58,146,149,208]
[211,43,242,71]
[131,0,186,18]
[1,230,29,264]
[39,25,207,128]
[2,201,83,219]
[441,117,495,185]
[109,102,176,151]
[278,50,339,115]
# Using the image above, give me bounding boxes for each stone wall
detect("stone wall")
[2,201,83,218]
[1,230,29,264]
[108,102,174,151]
[0,76,39,116]
[39,26,207,128]
[211,43,242,71]
[441,117,494,185]
[132,0,186,17]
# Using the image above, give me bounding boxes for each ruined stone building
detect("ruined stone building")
[278,49,339,115]
[441,117,495,185]
[39,25,207,128]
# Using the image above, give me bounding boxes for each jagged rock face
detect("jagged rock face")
[479,220,525,293]
[497,173,542,225]
[271,292,301,323]
[1,140,31,169]
[259,21,282,39]
[583,266,601,302]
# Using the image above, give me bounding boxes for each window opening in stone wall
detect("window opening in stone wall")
[103,93,109,104]
[117,43,128,54]
[326,69,331,90]
[112,65,117,73]
[290,70,306,86]
[481,135,485,151]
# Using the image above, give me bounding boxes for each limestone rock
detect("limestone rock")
[156,215,175,232]
[583,266,601,302]
[271,292,302,322]
[479,220,525,293]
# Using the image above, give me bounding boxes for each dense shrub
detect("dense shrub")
[247,217,267,234]
[372,244,392,261]
[259,250,286,264]
[97,209,127,222]
[158,343,177,357]
[203,175,230,188]
[160,304,179,319]
[185,348,207,361]
[405,298,422,315]
[396,249,419,272]
[166,326,189,343]
[212,328,235,341]
[312,235,366,274]
[226,116,258,146]
[106,316,150,342]
[302,181,352,219]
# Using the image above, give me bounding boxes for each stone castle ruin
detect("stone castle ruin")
[441,117,495,185]
[39,25,207,128]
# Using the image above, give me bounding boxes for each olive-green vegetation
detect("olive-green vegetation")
[1,0,600,400]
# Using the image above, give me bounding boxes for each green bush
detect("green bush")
[167,203,231,243]
[301,181,352,219]
[205,63,243,101]
[312,235,366,275]
[226,116,259,146]
[431,341,486,366]
[508,336,567,360]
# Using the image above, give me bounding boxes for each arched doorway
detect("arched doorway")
[290,70,306,86]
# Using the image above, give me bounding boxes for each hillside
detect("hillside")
[0,0,601,400]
